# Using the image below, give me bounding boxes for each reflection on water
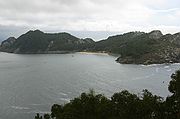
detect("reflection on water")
[0,52,179,119]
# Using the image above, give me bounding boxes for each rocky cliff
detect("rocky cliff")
[0,37,17,52]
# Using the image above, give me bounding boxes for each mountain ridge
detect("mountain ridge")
[1,29,180,65]
[0,30,95,53]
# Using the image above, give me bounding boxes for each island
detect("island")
[1,30,180,65]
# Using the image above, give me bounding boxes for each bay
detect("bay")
[0,52,179,119]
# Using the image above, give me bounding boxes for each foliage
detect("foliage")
[169,70,180,97]
[93,32,157,58]
[165,70,180,119]
[8,30,95,53]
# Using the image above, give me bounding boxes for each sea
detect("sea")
[0,52,179,119]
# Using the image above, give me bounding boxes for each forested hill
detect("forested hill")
[1,30,180,64]
[0,30,95,53]
[93,30,180,64]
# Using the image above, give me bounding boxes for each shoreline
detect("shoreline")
[77,51,109,55]
[1,51,179,66]
[77,51,120,57]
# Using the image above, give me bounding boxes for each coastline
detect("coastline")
[77,51,120,57]
[77,51,109,55]
[1,51,179,65]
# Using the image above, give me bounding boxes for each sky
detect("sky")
[0,0,180,41]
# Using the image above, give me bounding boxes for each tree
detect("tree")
[44,114,50,119]
[111,90,141,119]
[35,113,42,119]
[141,89,164,119]
[166,70,180,119]
[169,70,180,98]
[51,104,63,119]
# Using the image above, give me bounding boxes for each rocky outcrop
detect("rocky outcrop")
[83,38,95,44]
[171,33,180,46]
[112,30,180,65]
[148,30,163,39]
[116,49,180,65]
[0,37,16,52]
[115,31,180,65]
[1,37,16,48]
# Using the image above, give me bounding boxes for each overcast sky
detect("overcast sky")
[0,0,180,41]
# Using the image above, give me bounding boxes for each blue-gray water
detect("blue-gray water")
[0,52,179,119]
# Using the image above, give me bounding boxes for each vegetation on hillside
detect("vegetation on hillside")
[92,32,152,57]
[35,70,180,119]
[93,31,180,64]
[0,30,95,53]
[1,30,180,64]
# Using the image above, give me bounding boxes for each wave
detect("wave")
[140,63,180,67]
[60,98,70,102]
[59,92,68,96]
[29,103,46,106]
[11,106,30,110]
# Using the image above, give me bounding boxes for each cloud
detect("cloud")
[0,25,30,41]
[0,0,180,40]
